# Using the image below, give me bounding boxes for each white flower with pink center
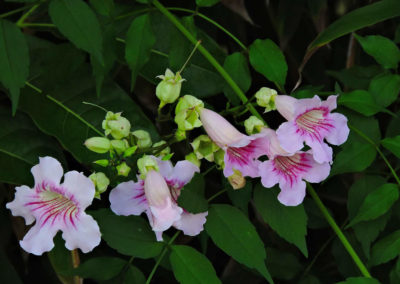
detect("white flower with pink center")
[259,129,331,206]
[199,108,268,178]
[109,157,207,241]
[6,157,101,255]
[275,95,349,164]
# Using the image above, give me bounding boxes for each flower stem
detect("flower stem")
[349,124,400,187]
[116,7,247,51]
[145,231,180,284]
[0,5,33,19]
[71,249,82,284]
[306,183,371,278]
[151,0,265,124]
[16,4,40,27]
[207,188,228,202]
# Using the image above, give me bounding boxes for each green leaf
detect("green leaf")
[347,183,398,227]
[370,230,400,266]
[253,185,308,257]
[369,74,400,108]
[249,39,287,91]
[73,257,126,281]
[310,0,400,49]
[338,90,381,116]
[169,16,197,71]
[182,64,225,98]
[336,277,381,284]
[382,135,400,159]
[347,175,390,257]
[48,234,76,283]
[223,52,251,106]
[265,247,302,281]
[226,180,252,215]
[90,209,163,259]
[0,106,65,185]
[196,0,220,7]
[326,65,383,90]
[178,174,208,214]
[89,0,114,17]
[205,204,273,283]
[0,20,29,114]
[19,72,157,164]
[125,14,156,90]
[49,0,104,64]
[355,34,400,69]
[124,265,146,284]
[331,111,380,175]
[170,245,221,284]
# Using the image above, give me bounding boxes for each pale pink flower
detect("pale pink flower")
[259,129,330,206]
[275,95,349,164]
[109,158,207,241]
[6,157,101,255]
[199,108,268,178]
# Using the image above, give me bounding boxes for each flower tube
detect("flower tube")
[200,108,268,178]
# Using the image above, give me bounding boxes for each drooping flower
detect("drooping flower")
[275,95,349,164]
[109,157,207,241]
[199,108,268,178]
[255,87,277,113]
[258,129,330,206]
[6,157,101,255]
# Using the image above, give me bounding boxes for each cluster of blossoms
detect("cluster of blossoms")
[6,67,349,256]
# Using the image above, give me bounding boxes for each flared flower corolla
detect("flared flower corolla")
[109,158,207,241]
[259,129,330,206]
[6,157,101,255]
[275,95,349,164]
[199,108,268,178]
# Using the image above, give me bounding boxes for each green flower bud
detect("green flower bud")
[93,159,109,167]
[214,149,225,168]
[244,116,265,135]
[84,137,111,154]
[185,152,201,168]
[131,130,152,148]
[111,139,129,155]
[191,135,220,162]
[102,111,131,139]
[116,162,131,177]
[123,146,138,158]
[227,169,246,190]
[156,69,185,108]
[174,95,204,131]
[175,128,186,142]
[89,172,110,199]
[255,87,277,113]
[137,155,159,179]
[153,140,171,157]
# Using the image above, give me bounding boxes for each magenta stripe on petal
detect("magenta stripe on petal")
[295,107,334,142]
[273,153,312,186]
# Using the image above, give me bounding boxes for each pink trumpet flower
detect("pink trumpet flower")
[109,158,207,241]
[259,129,330,206]
[275,95,349,164]
[6,157,101,255]
[199,108,268,178]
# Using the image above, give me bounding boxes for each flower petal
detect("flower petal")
[149,197,182,232]
[20,223,58,255]
[223,149,261,178]
[62,171,95,210]
[31,156,63,186]
[173,212,208,236]
[154,157,174,179]
[306,140,333,164]
[303,155,331,183]
[168,160,200,188]
[259,160,280,188]
[277,180,306,206]
[321,95,338,111]
[276,121,304,154]
[62,213,101,253]
[325,113,350,146]
[6,185,35,225]
[109,180,148,216]
[275,95,297,120]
